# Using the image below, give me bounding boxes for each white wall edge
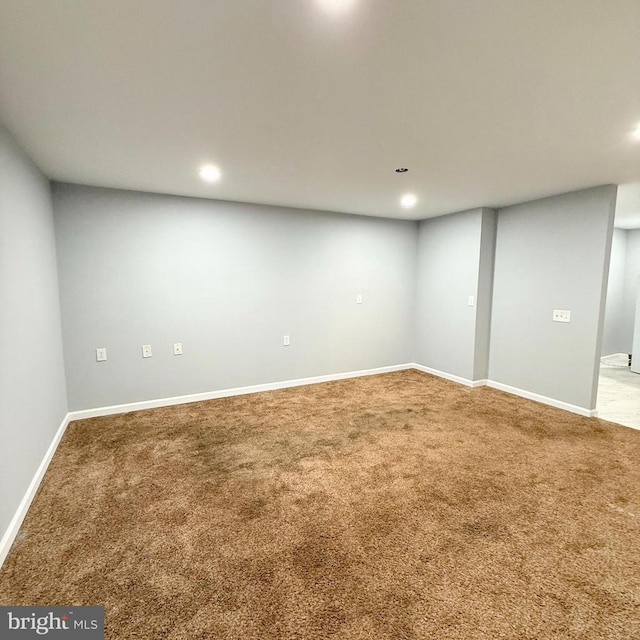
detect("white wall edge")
[0,412,72,570]
[68,363,416,420]
[412,363,487,388]
[485,380,597,417]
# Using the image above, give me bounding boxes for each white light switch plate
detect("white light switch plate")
[173,342,183,355]
[142,344,152,358]
[468,296,475,306]
[553,309,571,323]
[283,335,290,346]
[356,294,363,304]
[96,348,107,362]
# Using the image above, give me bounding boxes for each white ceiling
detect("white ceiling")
[1,0,640,221]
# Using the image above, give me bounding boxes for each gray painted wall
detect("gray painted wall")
[414,208,495,381]
[602,228,629,355]
[53,184,417,410]
[621,229,640,357]
[0,123,68,540]
[489,185,616,410]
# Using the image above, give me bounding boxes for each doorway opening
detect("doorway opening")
[597,183,640,429]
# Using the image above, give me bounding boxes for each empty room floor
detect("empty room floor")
[597,355,640,430]
[2,370,640,639]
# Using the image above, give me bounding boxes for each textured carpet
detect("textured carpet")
[1,370,640,639]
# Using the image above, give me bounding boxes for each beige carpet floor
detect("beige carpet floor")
[1,370,640,639]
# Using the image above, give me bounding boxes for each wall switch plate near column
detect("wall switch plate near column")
[283,335,290,346]
[142,344,153,358]
[96,348,107,362]
[173,343,183,355]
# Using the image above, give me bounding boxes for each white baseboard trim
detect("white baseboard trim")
[411,363,596,417]
[0,412,72,569]
[412,363,487,388]
[68,363,415,420]
[485,380,597,417]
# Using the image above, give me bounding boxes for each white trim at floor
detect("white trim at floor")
[411,364,595,417]
[412,363,487,388]
[68,364,415,420]
[485,380,596,417]
[65,364,595,424]
[0,412,72,569]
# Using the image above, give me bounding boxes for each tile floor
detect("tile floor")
[596,353,640,430]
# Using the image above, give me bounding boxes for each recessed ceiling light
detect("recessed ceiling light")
[401,193,418,208]
[199,164,221,182]
[317,0,357,15]
[395,168,409,173]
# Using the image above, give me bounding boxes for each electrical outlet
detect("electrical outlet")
[552,309,571,323]
[173,342,183,355]
[142,344,153,358]
[283,335,290,346]
[96,348,107,362]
